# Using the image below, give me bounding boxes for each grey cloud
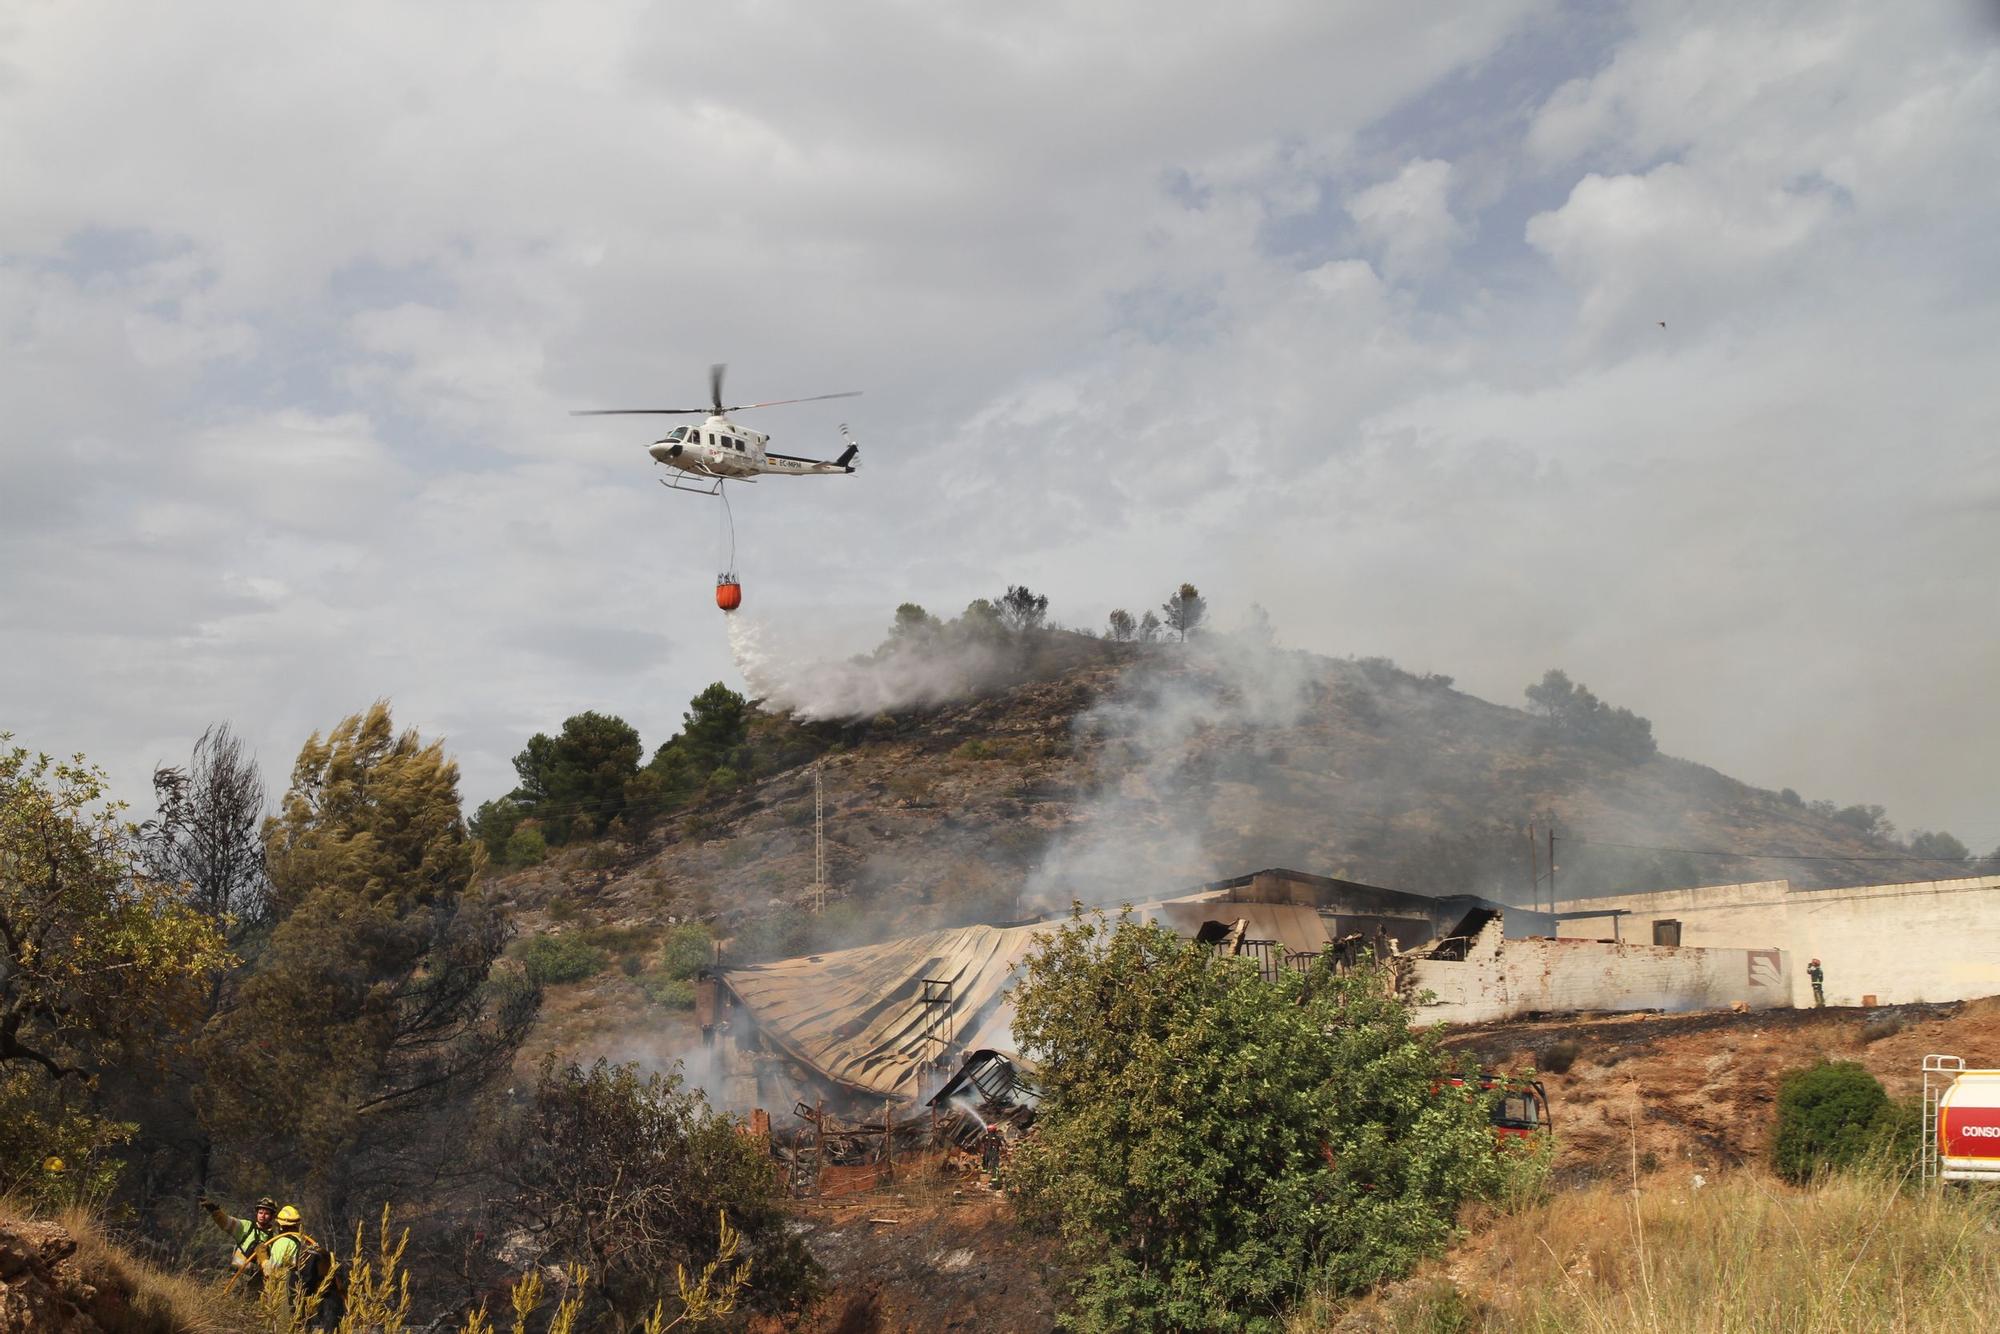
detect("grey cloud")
[1,0,1994,851]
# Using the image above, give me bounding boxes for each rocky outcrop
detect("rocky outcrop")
[0,1217,136,1333]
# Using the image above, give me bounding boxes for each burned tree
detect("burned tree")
[997,584,1051,633]
[146,723,271,939]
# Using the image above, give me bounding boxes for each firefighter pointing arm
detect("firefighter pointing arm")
[200,1191,276,1270]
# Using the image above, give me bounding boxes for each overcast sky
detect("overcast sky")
[4,1,1996,849]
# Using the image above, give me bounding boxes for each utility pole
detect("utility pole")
[1527,822,1560,913]
[1528,823,1541,912]
[809,762,827,914]
[1548,827,1558,909]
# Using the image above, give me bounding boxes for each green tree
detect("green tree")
[496,1056,818,1320]
[469,795,527,862]
[1106,609,1136,642]
[956,597,1007,642]
[0,742,232,1196]
[0,743,231,1081]
[201,703,536,1216]
[1007,912,1501,1330]
[1906,830,1969,863]
[677,684,750,775]
[1162,582,1206,642]
[1831,803,1894,840]
[1137,610,1163,643]
[503,823,548,867]
[512,711,644,841]
[1523,668,1657,762]
[886,602,941,649]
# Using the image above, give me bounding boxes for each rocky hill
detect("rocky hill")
[487,632,1940,1010]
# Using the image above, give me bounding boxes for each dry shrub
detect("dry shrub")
[1860,1015,1903,1044]
[1540,1039,1582,1075]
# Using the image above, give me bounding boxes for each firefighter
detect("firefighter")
[262,1205,305,1278]
[981,1125,1005,1183]
[200,1191,277,1272]
[1808,957,1826,1007]
[255,1205,345,1328]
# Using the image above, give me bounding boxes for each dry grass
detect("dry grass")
[1306,1170,2000,1333]
[0,1198,251,1334]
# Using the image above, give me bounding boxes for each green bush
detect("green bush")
[1006,912,1504,1329]
[1773,1061,1905,1183]
[660,924,714,980]
[641,974,696,1009]
[579,923,658,958]
[516,933,607,986]
[503,825,547,867]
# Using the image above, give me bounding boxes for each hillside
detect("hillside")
[482,632,1946,1070]
[492,634,1923,949]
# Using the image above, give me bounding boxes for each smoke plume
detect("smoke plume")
[1021,632,1324,912]
[728,613,1018,720]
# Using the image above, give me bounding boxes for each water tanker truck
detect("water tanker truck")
[1922,1056,2000,1183]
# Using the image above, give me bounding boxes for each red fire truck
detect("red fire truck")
[1448,1071,1553,1142]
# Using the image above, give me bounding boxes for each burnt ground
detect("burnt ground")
[759,1152,1067,1334]
[1443,996,2000,1183]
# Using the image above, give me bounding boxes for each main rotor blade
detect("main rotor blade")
[723,391,863,411]
[710,363,726,417]
[570,408,712,416]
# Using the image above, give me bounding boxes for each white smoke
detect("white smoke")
[728,613,1016,720]
[1021,632,1324,911]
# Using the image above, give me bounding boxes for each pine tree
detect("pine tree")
[1162,583,1207,641]
[201,703,535,1217]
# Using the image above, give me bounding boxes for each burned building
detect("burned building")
[703,869,1555,1112]
[1552,872,2000,1008]
[699,866,1803,1117]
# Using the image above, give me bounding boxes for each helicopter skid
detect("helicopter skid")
[659,474,723,496]
[657,468,755,496]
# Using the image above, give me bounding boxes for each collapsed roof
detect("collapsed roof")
[714,869,1544,1104]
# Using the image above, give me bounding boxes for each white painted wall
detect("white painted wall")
[1553,875,2000,1007]
[1407,917,1791,1025]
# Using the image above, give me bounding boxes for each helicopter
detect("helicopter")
[572,363,862,495]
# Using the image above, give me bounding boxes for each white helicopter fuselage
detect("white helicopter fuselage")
[646,415,856,482]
